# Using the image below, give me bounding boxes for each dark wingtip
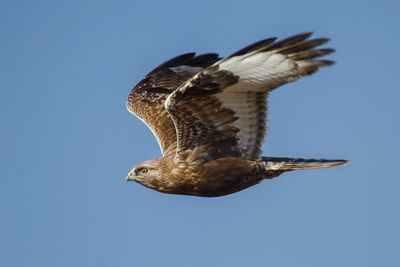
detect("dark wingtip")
[268,32,314,50]
[185,53,221,67]
[146,52,197,76]
[229,37,277,57]
[298,31,314,39]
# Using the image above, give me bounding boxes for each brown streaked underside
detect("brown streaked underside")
[154,155,273,197]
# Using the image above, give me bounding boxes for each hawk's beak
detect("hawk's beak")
[125,173,135,183]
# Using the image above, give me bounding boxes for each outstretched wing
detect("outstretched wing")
[165,32,334,160]
[127,53,221,155]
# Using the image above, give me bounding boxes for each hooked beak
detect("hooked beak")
[125,172,135,183]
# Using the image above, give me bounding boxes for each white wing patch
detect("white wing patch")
[219,51,300,92]
[217,91,267,159]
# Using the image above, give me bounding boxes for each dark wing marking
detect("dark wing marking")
[126,53,221,155]
[165,66,242,158]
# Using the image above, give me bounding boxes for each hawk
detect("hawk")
[126,32,348,197]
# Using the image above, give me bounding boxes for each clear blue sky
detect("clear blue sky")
[1,0,399,266]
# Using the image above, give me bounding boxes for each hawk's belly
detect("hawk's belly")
[162,157,265,197]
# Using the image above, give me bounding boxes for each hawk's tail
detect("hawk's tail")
[262,156,349,171]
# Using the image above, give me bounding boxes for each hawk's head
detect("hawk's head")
[126,159,163,190]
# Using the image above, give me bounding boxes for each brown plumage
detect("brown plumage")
[126,32,348,197]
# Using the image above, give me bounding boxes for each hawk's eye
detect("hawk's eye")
[136,167,148,175]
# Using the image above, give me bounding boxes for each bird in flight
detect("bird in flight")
[126,32,348,197]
